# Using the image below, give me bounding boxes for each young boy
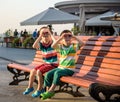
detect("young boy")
[41,30,84,100]
[23,26,58,97]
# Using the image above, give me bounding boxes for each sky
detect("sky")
[0,0,73,35]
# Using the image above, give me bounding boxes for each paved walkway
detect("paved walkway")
[0,46,35,64]
[0,46,96,102]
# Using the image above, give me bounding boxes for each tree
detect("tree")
[71,26,80,35]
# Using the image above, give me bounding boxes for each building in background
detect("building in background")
[55,0,120,35]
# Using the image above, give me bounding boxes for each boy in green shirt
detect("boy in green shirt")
[41,29,84,100]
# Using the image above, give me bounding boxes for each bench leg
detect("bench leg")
[7,66,37,85]
[89,83,120,102]
[55,83,85,97]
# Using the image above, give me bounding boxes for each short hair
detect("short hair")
[60,30,72,36]
[39,26,48,33]
[39,26,53,34]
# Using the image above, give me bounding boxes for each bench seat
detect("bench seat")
[7,50,45,85]
[7,63,38,72]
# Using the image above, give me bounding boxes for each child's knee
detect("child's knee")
[31,69,37,74]
[44,72,51,79]
[36,70,42,76]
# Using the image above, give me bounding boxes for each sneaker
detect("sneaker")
[23,87,34,95]
[32,89,45,98]
[41,91,55,100]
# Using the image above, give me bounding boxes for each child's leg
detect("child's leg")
[31,70,45,97]
[28,69,36,88]
[23,69,36,95]
[36,70,43,90]
[44,68,58,88]
[41,83,56,100]
[41,69,74,100]
[41,68,61,100]
[53,68,74,85]
[31,64,55,97]
[47,84,56,92]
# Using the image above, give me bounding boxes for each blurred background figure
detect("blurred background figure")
[32,29,37,40]
[14,29,18,37]
[23,29,28,38]
[98,31,102,36]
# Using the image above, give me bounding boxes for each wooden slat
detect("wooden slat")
[76,60,120,70]
[35,54,42,58]
[81,46,120,52]
[76,65,120,77]
[60,76,93,88]
[33,58,43,62]
[36,50,42,54]
[75,64,120,76]
[60,75,119,88]
[85,41,120,47]
[73,74,120,85]
[77,55,120,65]
[77,50,120,59]
[7,63,36,72]
[32,61,44,65]
[77,36,120,42]
[77,70,120,82]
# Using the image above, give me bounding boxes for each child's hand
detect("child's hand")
[59,33,65,40]
[38,32,42,38]
[71,35,76,40]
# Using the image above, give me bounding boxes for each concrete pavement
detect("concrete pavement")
[0,45,96,102]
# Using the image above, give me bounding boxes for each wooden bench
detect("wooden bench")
[7,50,45,85]
[60,36,120,102]
[7,36,120,101]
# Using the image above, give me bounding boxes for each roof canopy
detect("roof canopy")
[100,13,120,21]
[20,7,79,26]
[86,11,115,26]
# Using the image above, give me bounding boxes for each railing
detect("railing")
[3,36,34,48]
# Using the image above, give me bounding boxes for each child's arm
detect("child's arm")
[72,35,84,47]
[51,34,64,49]
[50,33,56,43]
[32,34,42,49]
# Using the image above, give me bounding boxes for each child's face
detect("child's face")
[41,28,51,43]
[62,33,72,46]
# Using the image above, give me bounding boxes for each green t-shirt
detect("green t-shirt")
[57,44,80,69]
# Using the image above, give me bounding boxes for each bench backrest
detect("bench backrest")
[31,50,60,65]
[31,50,44,65]
[31,36,120,85]
[74,36,120,85]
